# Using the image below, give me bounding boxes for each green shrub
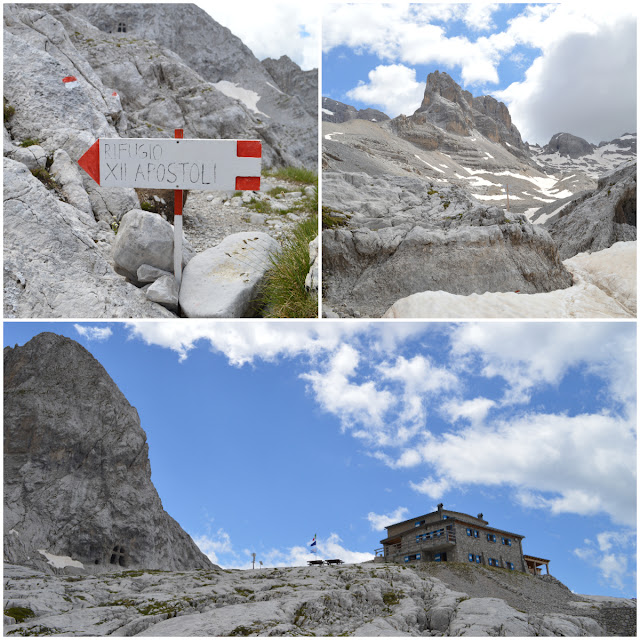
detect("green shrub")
[4,100,15,121]
[259,215,318,318]
[4,607,35,623]
[140,201,157,212]
[322,206,349,229]
[31,167,58,191]
[20,138,40,148]
[246,198,272,214]
[382,591,400,606]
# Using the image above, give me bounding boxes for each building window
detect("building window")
[487,534,496,543]
[117,22,127,33]
[466,528,472,536]
[488,557,500,567]
[443,515,449,519]
[475,555,481,564]
[501,537,512,546]
[474,529,479,538]
[405,553,421,562]
[434,553,442,562]
[468,553,474,562]
[414,520,425,528]
[506,562,515,570]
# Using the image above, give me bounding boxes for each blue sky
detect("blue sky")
[3,320,636,598]
[322,3,637,144]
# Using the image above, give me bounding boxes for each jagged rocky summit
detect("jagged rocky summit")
[322,97,390,124]
[4,332,213,574]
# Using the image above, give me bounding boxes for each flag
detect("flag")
[310,534,317,554]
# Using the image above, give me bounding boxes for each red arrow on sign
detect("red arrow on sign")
[78,140,100,184]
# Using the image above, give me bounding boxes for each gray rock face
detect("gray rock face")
[415,71,526,151]
[545,161,636,259]
[179,231,280,317]
[322,171,572,317]
[262,55,317,118]
[3,332,213,573]
[3,157,174,318]
[67,3,317,169]
[544,132,594,158]
[322,97,389,123]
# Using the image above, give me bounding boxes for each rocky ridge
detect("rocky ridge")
[322,97,390,124]
[3,332,213,573]
[3,561,635,636]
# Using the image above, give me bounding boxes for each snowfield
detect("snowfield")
[384,242,636,319]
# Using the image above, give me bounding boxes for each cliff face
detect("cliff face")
[415,71,526,151]
[3,332,213,573]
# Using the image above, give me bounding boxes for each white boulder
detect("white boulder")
[179,232,279,317]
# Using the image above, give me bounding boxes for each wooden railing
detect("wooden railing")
[379,529,456,558]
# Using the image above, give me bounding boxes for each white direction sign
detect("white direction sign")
[79,138,262,191]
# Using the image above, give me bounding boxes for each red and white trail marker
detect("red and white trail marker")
[78,134,262,287]
[62,76,79,89]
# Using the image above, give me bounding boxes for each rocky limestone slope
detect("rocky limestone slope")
[383,241,636,319]
[4,332,213,573]
[322,97,390,124]
[545,161,636,259]
[3,561,635,636]
[66,3,317,169]
[322,171,572,318]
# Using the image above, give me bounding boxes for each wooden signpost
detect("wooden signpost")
[78,131,262,284]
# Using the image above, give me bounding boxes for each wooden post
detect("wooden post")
[506,183,510,212]
[174,128,184,286]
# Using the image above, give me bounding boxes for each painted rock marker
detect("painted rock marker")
[78,135,262,288]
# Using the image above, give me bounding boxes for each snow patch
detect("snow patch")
[535,203,569,225]
[38,550,84,569]
[324,132,344,141]
[322,108,334,115]
[213,81,269,117]
[414,155,444,173]
[474,194,522,201]
[265,81,283,95]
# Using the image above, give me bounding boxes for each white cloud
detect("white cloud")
[450,323,636,408]
[411,412,636,526]
[495,18,637,144]
[463,4,500,32]
[73,324,112,342]
[367,507,409,531]
[198,1,319,70]
[125,321,363,364]
[574,530,635,591]
[301,344,395,433]
[441,397,495,426]
[346,64,425,117]
[193,529,233,565]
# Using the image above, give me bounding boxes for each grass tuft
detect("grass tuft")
[20,138,40,148]
[4,607,35,623]
[259,215,318,318]
[263,166,317,185]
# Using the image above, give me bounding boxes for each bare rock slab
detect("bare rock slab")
[179,232,280,318]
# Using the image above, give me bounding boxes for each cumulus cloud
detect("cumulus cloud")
[193,528,233,564]
[574,530,636,591]
[125,321,364,364]
[411,412,636,526]
[346,64,426,117]
[495,20,637,144]
[199,1,319,70]
[73,324,112,342]
[441,397,496,426]
[301,344,395,434]
[367,507,410,531]
[450,322,636,408]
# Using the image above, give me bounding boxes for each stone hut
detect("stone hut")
[376,503,548,574]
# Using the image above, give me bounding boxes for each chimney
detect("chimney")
[437,503,443,518]
[477,513,484,520]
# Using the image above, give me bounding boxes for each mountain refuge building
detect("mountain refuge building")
[376,504,549,575]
